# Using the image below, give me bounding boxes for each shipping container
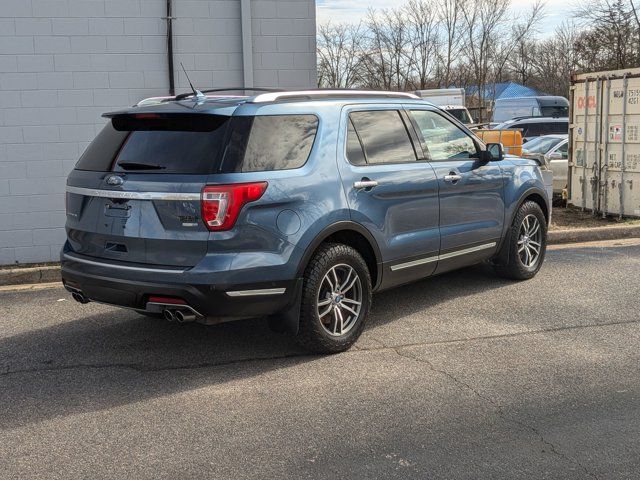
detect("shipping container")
[569,68,640,217]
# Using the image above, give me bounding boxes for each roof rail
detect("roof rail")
[250,89,420,103]
[173,87,281,101]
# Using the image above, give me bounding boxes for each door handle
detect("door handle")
[444,173,462,183]
[354,179,379,190]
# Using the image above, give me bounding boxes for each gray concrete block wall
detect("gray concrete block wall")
[0,0,316,265]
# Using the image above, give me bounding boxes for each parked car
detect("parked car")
[62,89,550,353]
[521,134,568,195]
[439,105,474,125]
[493,116,569,143]
[493,96,569,123]
[414,88,474,125]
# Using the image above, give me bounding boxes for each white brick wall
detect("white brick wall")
[0,0,317,265]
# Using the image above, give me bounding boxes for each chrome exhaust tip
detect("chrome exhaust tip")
[71,291,89,304]
[163,309,176,322]
[175,310,196,323]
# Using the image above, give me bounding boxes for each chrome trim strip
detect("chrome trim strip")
[438,242,497,261]
[63,253,186,274]
[390,242,497,271]
[390,255,438,271]
[66,186,200,201]
[226,288,286,297]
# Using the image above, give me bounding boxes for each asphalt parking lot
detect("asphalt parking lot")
[1,238,639,479]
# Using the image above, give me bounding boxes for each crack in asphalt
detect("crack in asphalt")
[1,317,638,379]
[391,346,600,480]
[0,352,316,377]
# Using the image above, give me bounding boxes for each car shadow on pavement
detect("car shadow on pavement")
[0,264,510,430]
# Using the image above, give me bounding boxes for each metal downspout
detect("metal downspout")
[240,0,254,88]
[166,0,175,95]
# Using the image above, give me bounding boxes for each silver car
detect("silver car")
[521,134,568,195]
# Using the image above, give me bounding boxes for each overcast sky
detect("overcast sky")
[316,0,573,35]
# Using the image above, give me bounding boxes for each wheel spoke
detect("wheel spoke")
[334,308,344,335]
[339,267,353,291]
[331,268,340,290]
[324,274,335,292]
[341,304,358,317]
[529,221,540,237]
[342,275,359,294]
[342,298,361,306]
[319,304,333,318]
[318,298,332,307]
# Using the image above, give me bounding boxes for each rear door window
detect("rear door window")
[348,110,416,164]
[221,114,318,172]
[346,118,366,166]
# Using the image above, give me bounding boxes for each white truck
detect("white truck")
[568,67,640,218]
[414,88,474,125]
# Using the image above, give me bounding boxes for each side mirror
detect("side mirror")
[547,152,563,161]
[486,143,504,161]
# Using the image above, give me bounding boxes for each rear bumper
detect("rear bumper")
[61,253,301,320]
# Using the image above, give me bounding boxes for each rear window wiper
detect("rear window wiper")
[117,162,166,170]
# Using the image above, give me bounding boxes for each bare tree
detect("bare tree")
[317,22,365,88]
[436,0,466,87]
[361,8,414,90]
[530,22,580,96]
[574,0,638,70]
[404,0,440,89]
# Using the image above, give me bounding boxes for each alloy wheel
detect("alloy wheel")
[316,263,363,336]
[517,214,542,268]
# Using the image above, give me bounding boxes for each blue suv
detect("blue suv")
[62,89,550,353]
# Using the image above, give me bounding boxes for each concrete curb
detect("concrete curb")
[0,225,638,287]
[548,224,640,245]
[0,265,61,287]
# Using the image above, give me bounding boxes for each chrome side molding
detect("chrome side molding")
[390,242,497,271]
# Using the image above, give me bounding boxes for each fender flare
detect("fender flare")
[295,220,383,290]
[495,186,550,265]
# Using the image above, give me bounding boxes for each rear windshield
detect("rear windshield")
[74,113,318,174]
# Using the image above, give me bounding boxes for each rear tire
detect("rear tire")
[493,201,547,280]
[296,243,372,354]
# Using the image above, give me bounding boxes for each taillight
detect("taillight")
[201,182,267,231]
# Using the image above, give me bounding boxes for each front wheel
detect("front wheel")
[296,243,372,354]
[494,201,547,280]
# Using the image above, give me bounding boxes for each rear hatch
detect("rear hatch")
[65,110,231,268]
